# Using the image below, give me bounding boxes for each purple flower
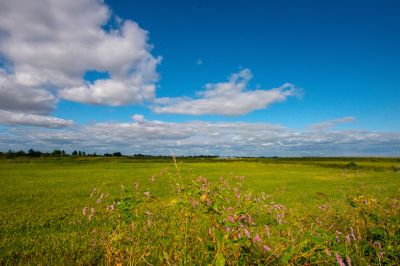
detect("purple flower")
[335,253,345,266]
[228,215,235,223]
[243,228,250,238]
[346,256,352,266]
[345,234,351,244]
[265,225,270,238]
[248,214,254,224]
[96,193,104,204]
[263,245,270,252]
[335,230,342,243]
[350,227,357,240]
[226,226,230,233]
[253,234,261,243]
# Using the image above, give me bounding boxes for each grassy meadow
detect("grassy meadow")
[0,157,399,265]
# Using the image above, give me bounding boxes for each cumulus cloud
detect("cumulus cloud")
[0,0,160,126]
[0,110,73,128]
[0,0,160,94]
[60,77,156,106]
[0,70,71,127]
[1,116,399,156]
[0,70,57,114]
[153,69,301,116]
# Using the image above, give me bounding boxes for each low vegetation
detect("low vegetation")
[87,158,400,265]
[0,157,399,264]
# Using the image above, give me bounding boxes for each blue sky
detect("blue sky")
[0,0,399,155]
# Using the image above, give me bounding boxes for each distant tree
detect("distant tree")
[104,153,112,157]
[113,152,122,157]
[28,149,34,156]
[52,150,62,157]
[72,151,78,156]
[61,150,66,157]
[78,151,82,156]
[82,151,86,156]
[5,150,14,158]
[15,150,26,157]
[27,149,41,157]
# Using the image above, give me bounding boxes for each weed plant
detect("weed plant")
[84,159,400,265]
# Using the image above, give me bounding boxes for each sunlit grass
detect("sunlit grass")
[0,157,399,264]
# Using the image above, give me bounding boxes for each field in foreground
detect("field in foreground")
[0,157,399,265]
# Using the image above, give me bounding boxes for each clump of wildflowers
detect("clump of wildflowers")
[81,160,400,265]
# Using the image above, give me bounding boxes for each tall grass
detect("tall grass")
[85,159,400,265]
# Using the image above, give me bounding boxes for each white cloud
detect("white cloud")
[309,117,356,131]
[132,114,145,123]
[0,0,160,127]
[0,110,73,128]
[153,69,301,116]
[1,116,399,156]
[60,77,156,106]
[0,70,57,114]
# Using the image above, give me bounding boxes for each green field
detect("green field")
[0,157,399,265]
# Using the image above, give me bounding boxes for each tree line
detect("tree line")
[0,149,219,159]
[0,149,123,158]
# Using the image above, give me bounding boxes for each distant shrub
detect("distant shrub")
[346,161,358,169]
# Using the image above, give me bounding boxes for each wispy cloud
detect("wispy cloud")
[308,117,356,131]
[153,69,301,116]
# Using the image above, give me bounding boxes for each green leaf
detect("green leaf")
[215,253,225,266]
[282,248,292,265]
